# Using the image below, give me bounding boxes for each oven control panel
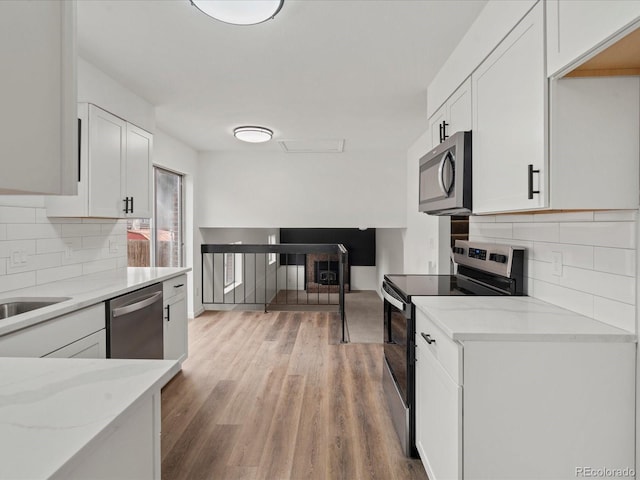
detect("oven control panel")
[452,240,524,279]
[467,247,487,261]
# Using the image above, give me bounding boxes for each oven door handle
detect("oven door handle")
[381,287,405,312]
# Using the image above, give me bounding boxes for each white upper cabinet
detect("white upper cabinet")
[547,0,640,77]
[0,0,77,195]
[427,78,472,150]
[47,104,153,218]
[472,2,547,214]
[125,123,153,218]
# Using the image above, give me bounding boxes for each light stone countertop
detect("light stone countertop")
[412,295,636,342]
[0,356,179,479]
[0,267,190,336]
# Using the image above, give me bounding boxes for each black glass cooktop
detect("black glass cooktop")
[384,273,503,301]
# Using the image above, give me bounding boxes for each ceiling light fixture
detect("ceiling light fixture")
[233,126,273,143]
[190,0,284,26]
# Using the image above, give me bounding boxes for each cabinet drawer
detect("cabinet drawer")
[416,308,462,385]
[163,275,187,301]
[0,303,105,358]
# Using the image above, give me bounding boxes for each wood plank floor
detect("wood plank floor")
[161,310,428,480]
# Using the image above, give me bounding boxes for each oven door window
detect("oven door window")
[384,302,410,406]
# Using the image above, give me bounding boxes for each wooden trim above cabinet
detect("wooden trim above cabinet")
[566,25,640,77]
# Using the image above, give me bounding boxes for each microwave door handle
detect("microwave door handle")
[438,156,449,197]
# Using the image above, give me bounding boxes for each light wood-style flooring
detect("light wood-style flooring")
[161,310,428,480]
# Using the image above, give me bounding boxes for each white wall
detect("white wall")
[196,150,406,228]
[376,228,404,295]
[154,130,201,318]
[0,196,127,293]
[78,57,155,133]
[404,130,450,274]
[469,210,637,333]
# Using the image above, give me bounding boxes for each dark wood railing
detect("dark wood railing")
[201,243,348,343]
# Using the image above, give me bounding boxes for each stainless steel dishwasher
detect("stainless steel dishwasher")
[106,283,163,359]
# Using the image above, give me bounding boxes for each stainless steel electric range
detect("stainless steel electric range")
[381,240,525,457]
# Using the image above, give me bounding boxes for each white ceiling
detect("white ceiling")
[77,0,487,154]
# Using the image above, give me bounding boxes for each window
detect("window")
[268,233,276,265]
[127,166,184,268]
[224,241,243,292]
[154,167,184,267]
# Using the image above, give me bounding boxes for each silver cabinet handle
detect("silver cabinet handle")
[421,332,436,345]
[112,292,162,317]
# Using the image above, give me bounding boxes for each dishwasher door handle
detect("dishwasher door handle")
[112,292,163,318]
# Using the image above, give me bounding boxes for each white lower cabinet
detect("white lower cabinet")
[44,329,106,359]
[414,309,636,480]
[55,392,162,480]
[415,336,461,480]
[0,303,106,358]
[163,275,188,363]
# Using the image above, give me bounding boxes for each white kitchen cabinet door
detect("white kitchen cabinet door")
[163,275,188,363]
[0,0,77,195]
[89,105,127,218]
[427,78,472,151]
[47,103,154,218]
[472,2,546,214]
[415,334,462,480]
[125,123,153,219]
[547,0,640,77]
[44,330,106,359]
[428,105,446,150]
[446,78,472,136]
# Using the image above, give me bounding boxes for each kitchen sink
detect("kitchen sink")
[0,298,70,320]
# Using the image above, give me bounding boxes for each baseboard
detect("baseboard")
[191,306,206,318]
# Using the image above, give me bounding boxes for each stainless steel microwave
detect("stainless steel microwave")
[418,130,472,215]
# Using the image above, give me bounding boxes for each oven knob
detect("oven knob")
[490,253,507,263]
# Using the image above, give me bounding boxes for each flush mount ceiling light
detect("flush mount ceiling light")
[190,0,284,25]
[233,126,273,143]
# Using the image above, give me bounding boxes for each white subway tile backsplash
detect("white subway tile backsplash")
[531,279,594,318]
[470,210,638,333]
[36,237,82,255]
[559,222,635,249]
[35,208,48,224]
[6,252,62,275]
[0,206,36,224]
[593,210,638,222]
[0,207,127,294]
[469,222,513,239]
[495,213,535,223]
[512,222,560,242]
[593,296,635,332]
[531,242,594,269]
[36,264,83,285]
[6,223,60,240]
[0,240,37,259]
[60,223,103,237]
[0,271,36,292]
[532,211,594,223]
[469,215,495,223]
[594,247,635,277]
[83,258,118,275]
